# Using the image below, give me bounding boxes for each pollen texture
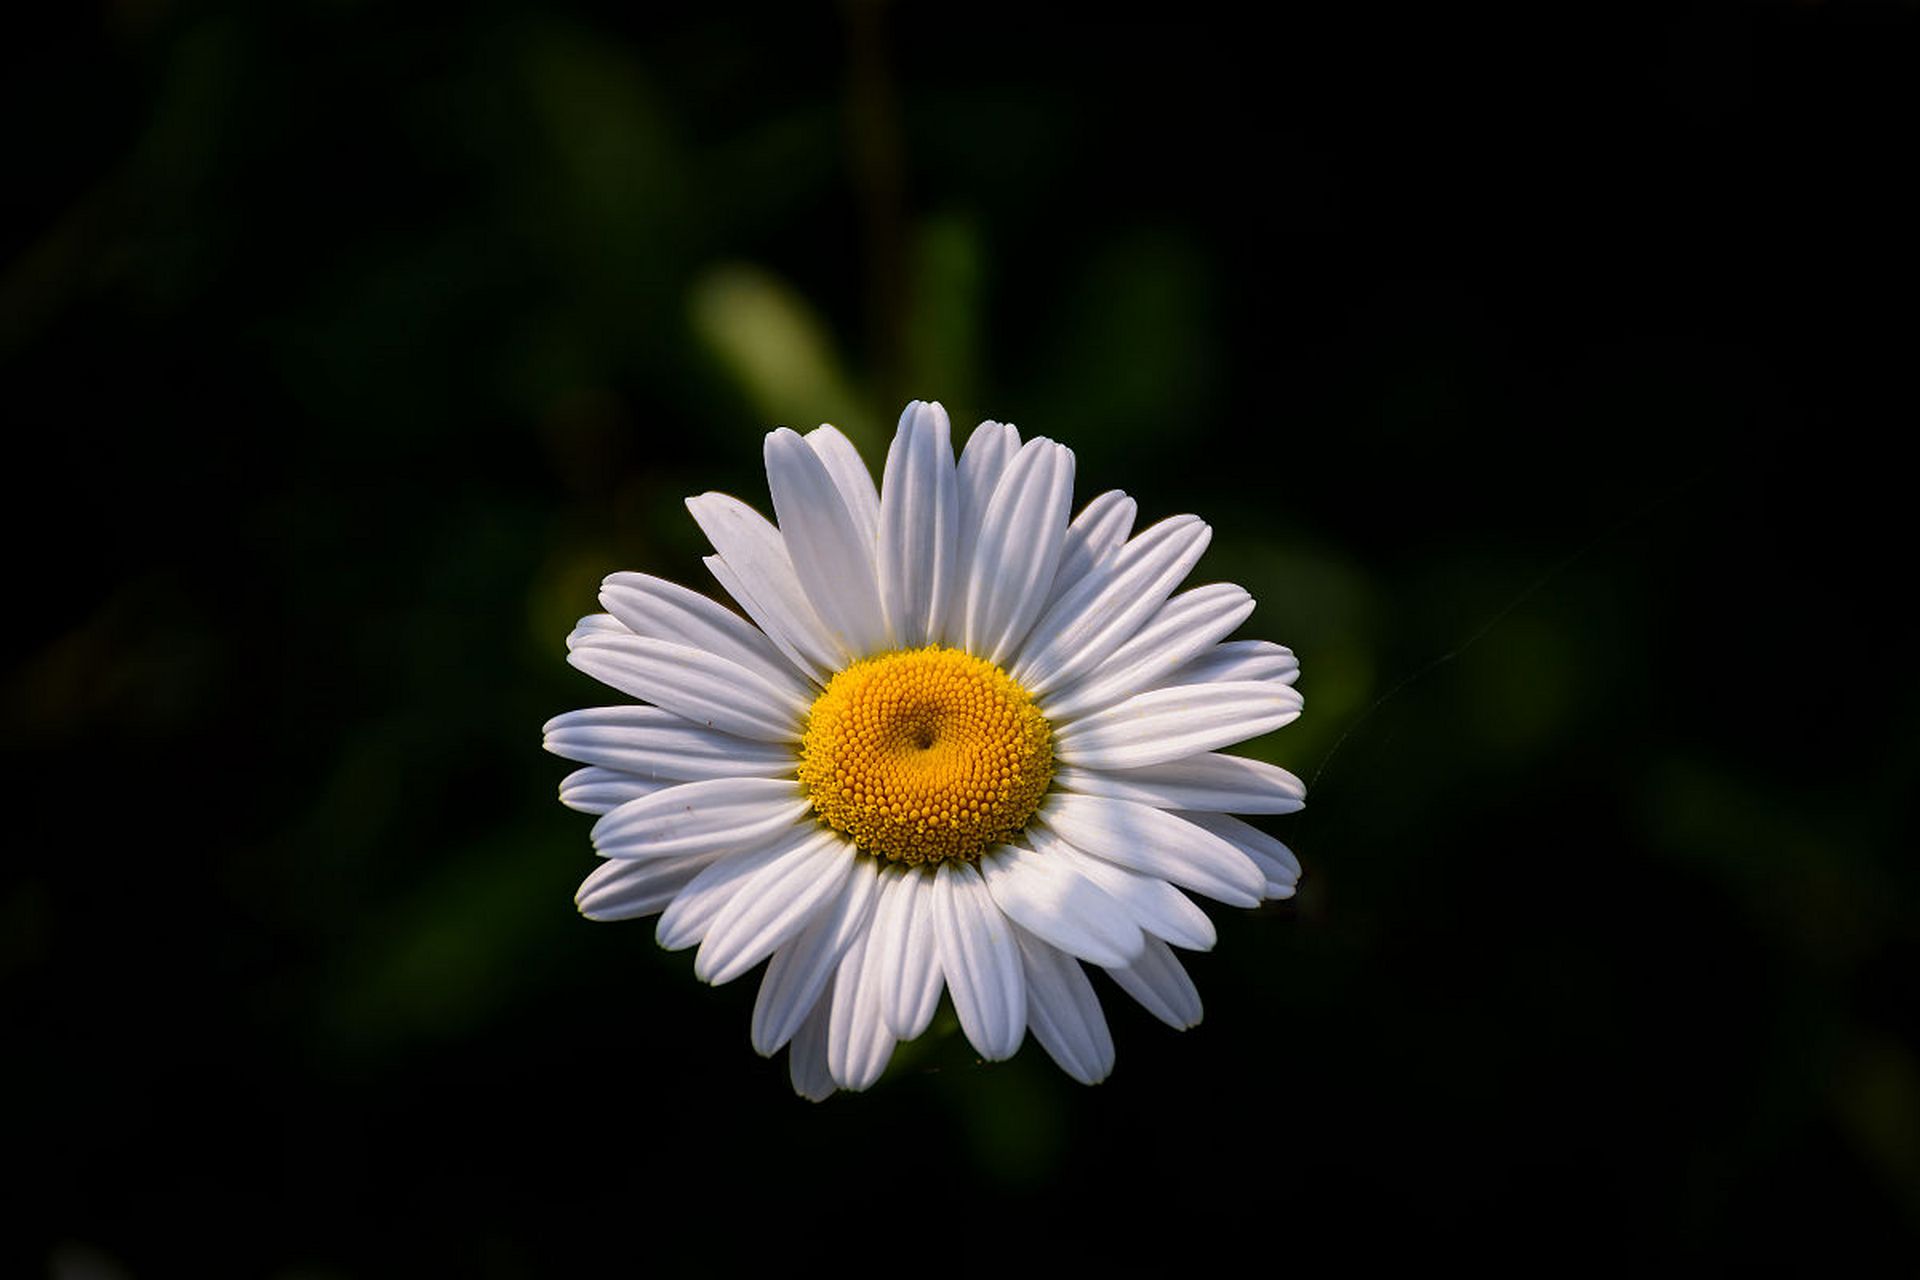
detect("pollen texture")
[798,646,1054,865]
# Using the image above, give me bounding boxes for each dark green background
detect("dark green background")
[7,2,1916,1273]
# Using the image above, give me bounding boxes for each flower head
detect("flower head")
[545,401,1304,1097]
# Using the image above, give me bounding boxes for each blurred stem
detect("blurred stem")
[842,0,908,415]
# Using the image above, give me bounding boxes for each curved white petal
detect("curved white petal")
[1052,490,1137,595]
[567,634,804,743]
[764,428,889,657]
[599,572,811,706]
[930,859,1027,1060]
[685,493,845,679]
[542,706,793,781]
[978,843,1145,969]
[751,860,881,1054]
[1031,829,1217,952]
[1169,639,1301,687]
[566,612,626,650]
[558,765,665,815]
[877,401,958,648]
[695,830,859,985]
[1052,680,1303,770]
[654,825,815,951]
[1037,792,1266,908]
[1104,936,1203,1030]
[695,555,819,688]
[1013,514,1211,695]
[1014,928,1115,1086]
[963,437,1076,665]
[1042,584,1255,722]
[805,424,881,542]
[1178,811,1303,899]
[574,849,726,921]
[951,420,1021,606]
[591,777,809,861]
[1055,753,1306,815]
[827,926,897,1090]
[787,987,837,1101]
[869,865,945,1040]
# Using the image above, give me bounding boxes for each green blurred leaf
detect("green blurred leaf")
[689,262,876,450]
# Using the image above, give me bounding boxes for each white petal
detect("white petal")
[695,554,822,688]
[787,987,837,1101]
[574,850,725,921]
[685,493,845,680]
[591,777,809,860]
[930,860,1027,1060]
[805,424,881,542]
[695,830,859,985]
[763,428,889,656]
[1013,514,1211,695]
[1030,828,1217,952]
[952,420,1021,606]
[1014,928,1115,1086]
[877,401,958,648]
[1055,753,1306,815]
[558,766,665,814]
[566,612,626,650]
[1169,639,1301,687]
[1178,811,1303,899]
[1104,936,1203,1030]
[963,437,1076,665]
[542,706,793,781]
[599,572,811,707]
[827,926,897,1090]
[1042,584,1255,722]
[978,843,1145,969]
[1053,680,1303,770]
[751,861,881,1054]
[1052,490,1137,594]
[654,826,815,951]
[567,634,804,742]
[1037,792,1266,908]
[868,865,945,1040]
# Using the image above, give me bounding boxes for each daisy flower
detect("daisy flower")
[544,401,1304,1098]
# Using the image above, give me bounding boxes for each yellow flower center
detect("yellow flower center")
[798,646,1054,865]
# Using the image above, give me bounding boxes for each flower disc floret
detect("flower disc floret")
[798,646,1053,865]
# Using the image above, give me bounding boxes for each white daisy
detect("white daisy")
[545,401,1304,1098]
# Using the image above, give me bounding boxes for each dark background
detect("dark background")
[7,2,1916,1273]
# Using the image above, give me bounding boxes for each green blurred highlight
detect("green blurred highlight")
[904,214,984,412]
[691,262,876,450]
